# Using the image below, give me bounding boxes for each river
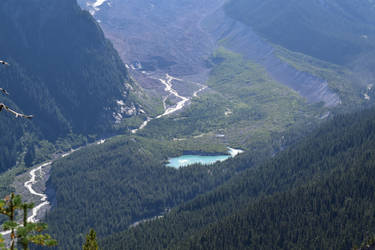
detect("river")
[131,73,206,134]
[24,161,52,223]
[0,71,206,235]
[0,139,106,236]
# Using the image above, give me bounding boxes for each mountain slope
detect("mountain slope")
[183,154,375,249]
[225,0,375,65]
[41,136,254,249]
[18,1,375,249]
[0,0,135,138]
[0,0,139,173]
[101,107,375,249]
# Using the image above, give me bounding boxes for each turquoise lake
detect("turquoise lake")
[167,148,244,168]
[166,155,230,168]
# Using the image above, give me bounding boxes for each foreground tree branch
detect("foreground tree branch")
[0,104,33,119]
[0,60,33,119]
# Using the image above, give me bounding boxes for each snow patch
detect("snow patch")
[363,84,373,100]
[87,0,110,15]
[224,109,232,116]
[97,139,106,145]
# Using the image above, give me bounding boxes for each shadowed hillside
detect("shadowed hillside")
[0,0,139,173]
[0,0,136,138]
[225,0,375,65]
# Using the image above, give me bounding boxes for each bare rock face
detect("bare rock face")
[224,0,375,65]
[202,9,341,107]
[79,0,340,107]
[77,0,224,78]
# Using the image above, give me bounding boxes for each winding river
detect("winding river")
[0,72,206,236]
[132,74,206,134]
[0,161,53,236]
[0,140,106,236]
[24,161,52,223]
[1,73,207,233]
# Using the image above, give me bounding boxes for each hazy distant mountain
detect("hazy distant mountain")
[78,0,223,78]
[225,0,375,65]
[78,0,367,109]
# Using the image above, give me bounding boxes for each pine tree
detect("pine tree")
[0,59,52,249]
[83,229,99,250]
[0,193,57,250]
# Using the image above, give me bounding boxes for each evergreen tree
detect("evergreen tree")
[354,235,375,250]
[0,60,55,249]
[83,229,99,250]
[0,193,57,250]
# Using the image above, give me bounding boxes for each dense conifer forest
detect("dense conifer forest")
[41,136,255,249]
[0,0,138,176]
[2,0,375,249]
[100,107,375,249]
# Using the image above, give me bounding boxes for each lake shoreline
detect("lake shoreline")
[167,147,244,168]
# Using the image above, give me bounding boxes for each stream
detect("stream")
[0,71,205,235]
[0,140,106,236]
[132,73,206,134]
[1,71,206,234]
[24,161,52,223]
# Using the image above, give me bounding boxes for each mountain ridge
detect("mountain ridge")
[225,0,375,65]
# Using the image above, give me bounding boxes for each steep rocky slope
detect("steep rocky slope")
[203,9,341,107]
[78,0,363,109]
[0,0,136,138]
[80,0,223,77]
[0,0,138,172]
[225,0,375,65]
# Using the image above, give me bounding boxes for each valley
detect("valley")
[26,0,374,248]
[78,0,366,146]
[131,73,207,134]
[104,107,375,250]
[0,0,374,249]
